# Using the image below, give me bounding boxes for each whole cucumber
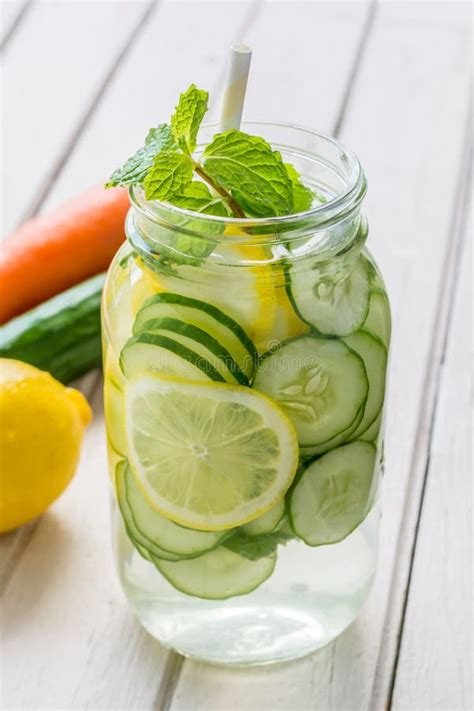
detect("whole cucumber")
[0,273,106,383]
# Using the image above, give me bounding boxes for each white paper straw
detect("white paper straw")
[220,43,252,132]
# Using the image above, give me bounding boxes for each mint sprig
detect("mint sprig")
[171,84,208,154]
[105,124,176,188]
[172,182,230,217]
[143,150,193,201]
[106,83,315,221]
[285,163,314,213]
[154,183,230,266]
[202,131,293,217]
[224,529,293,561]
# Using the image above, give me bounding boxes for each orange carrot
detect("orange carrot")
[0,185,129,324]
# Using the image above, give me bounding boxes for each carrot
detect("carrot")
[0,185,129,324]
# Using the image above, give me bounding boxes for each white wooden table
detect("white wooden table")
[1,1,472,709]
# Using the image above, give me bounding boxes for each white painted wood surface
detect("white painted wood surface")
[392,210,473,711]
[173,3,472,708]
[1,2,472,709]
[0,0,29,47]
[1,0,149,234]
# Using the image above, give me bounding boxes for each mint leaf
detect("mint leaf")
[154,183,229,266]
[145,124,177,153]
[172,182,229,217]
[285,163,314,213]
[143,150,193,201]
[106,124,175,188]
[171,84,208,154]
[106,86,317,224]
[167,232,217,265]
[170,183,229,264]
[224,530,293,561]
[202,130,293,217]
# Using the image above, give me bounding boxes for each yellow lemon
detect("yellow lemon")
[104,254,163,354]
[270,271,310,345]
[0,359,92,533]
[146,228,278,354]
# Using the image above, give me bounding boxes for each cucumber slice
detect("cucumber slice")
[363,253,388,294]
[240,499,285,536]
[123,462,230,557]
[106,438,123,484]
[135,542,152,561]
[299,401,365,458]
[125,523,182,561]
[120,332,224,382]
[290,441,376,546]
[363,290,391,348]
[253,335,368,448]
[343,330,388,440]
[360,411,382,443]
[133,293,257,380]
[136,317,248,385]
[115,462,183,561]
[152,546,276,599]
[287,257,371,336]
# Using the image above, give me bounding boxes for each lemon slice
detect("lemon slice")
[125,375,298,531]
[148,241,278,354]
[105,253,162,352]
[104,375,126,455]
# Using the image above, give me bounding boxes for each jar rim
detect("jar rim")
[129,121,366,235]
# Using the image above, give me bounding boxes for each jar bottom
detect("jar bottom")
[114,503,379,666]
[132,595,372,666]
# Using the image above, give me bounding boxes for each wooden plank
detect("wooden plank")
[40,0,257,211]
[0,0,30,49]
[40,0,372,209]
[391,208,472,711]
[0,370,100,595]
[0,0,151,575]
[1,0,149,234]
[236,0,375,129]
[2,3,470,709]
[0,383,171,711]
[170,3,472,710]
[354,3,472,706]
[0,3,260,708]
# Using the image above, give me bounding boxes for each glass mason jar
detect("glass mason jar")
[102,123,391,666]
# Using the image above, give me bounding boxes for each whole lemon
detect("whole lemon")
[0,359,92,533]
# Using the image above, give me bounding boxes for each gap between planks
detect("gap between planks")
[333,0,377,138]
[160,0,380,705]
[18,0,157,226]
[0,0,267,702]
[0,369,103,597]
[371,108,473,711]
[147,2,268,702]
[154,653,185,711]
[0,0,32,53]
[0,1,158,596]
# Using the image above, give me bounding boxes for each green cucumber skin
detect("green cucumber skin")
[136,292,258,366]
[285,267,370,339]
[285,258,371,338]
[116,463,183,561]
[289,440,377,546]
[363,291,392,349]
[124,462,231,558]
[137,317,249,386]
[120,332,226,383]
[299,400,366,459]
[152,550,277,600]
[343,330,388,441]
[0,273,105,383]
[255,334,369,449]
